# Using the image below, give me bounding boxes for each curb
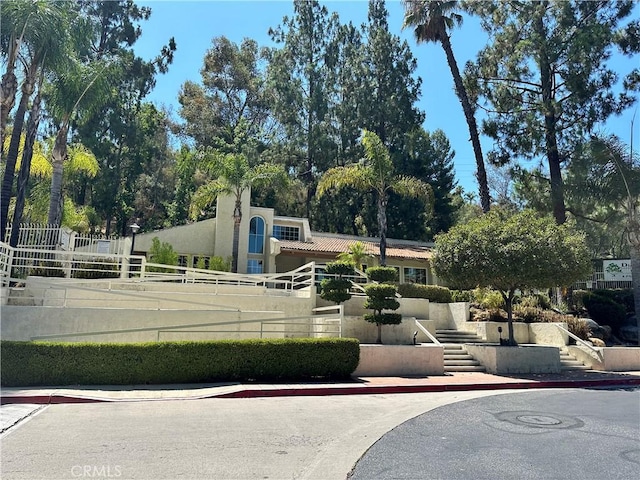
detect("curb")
[3,378,639,404]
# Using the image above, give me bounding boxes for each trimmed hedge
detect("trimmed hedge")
[0,338,360,387]
[397,284,453,303]
[583,293,626,330]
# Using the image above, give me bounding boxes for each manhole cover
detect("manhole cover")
[494,411,584,430]
[516,415,562,426]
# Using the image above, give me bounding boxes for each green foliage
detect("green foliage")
[397,284,452,303]
[209,255,231,272]
[336,241,371,267]
[566,317,592,342]
[72,258,119,279]
[591,289,635,314]
[473,288,505,310]
[517,294,551,310]
[320,261,355,304]
[366,266,398,283]
[583,293,627,330]
[451,289,474,303]
[0,338,360,387]
[434,211,592,292]
[512,306,542,324]
[28,261,66,278]
[147,237,178,272]
[364,284,401,312]
[363,312,403,326]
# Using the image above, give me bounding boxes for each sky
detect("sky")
[133,0,640,197]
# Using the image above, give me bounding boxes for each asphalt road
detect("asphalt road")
[1,390,510,480]
[349,387,640,480]
[3,388,637,480]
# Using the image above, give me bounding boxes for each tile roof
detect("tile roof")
[278,232,433,260]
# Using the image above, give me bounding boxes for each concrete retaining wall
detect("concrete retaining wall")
[567,346,640,371]
[465,344,561,374]
[460,321,530,344]
[353,344,444,376]
[341,316,436,345]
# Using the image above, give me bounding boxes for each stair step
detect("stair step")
[445,365,486,372]
[444,354,474,360]
[445,359,481,366]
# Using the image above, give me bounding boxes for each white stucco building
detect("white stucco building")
[132,190,438,284]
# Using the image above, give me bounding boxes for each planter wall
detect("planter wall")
[353,344,444,376]
[568,346,640,371]
[341,316,435,345]
[529,322,568,346]
[461,321,530,344]
[465,344,561,374]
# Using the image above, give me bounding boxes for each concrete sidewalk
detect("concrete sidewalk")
[2,369,639,404]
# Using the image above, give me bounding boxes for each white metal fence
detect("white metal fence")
[4,223,128,254]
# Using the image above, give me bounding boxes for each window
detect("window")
[193,256,210,269]
[177,255,188,268]
[247,259,263,274]
[248,217,265,254]
[404,267,427,284]
[273,225,300,241]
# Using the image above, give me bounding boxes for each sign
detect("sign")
[97,240,111,254]
[603,259,632,281]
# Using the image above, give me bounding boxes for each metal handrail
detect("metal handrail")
[414,318,441,345]
[554,323,603,360]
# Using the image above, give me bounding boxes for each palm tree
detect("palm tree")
[337,241,372,269]
[588,134,639,345]
[190,152,288,273]
[402,0,490,213]
[318,130,434,266]
[0,0,73,239]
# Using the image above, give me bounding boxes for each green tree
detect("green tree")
[361,0,424,148]
[190,152,288,273]
[178,36,270,151]
[317,130,434,265]
[336,241,372,269]
[267,0,339,218]
[391,128,459,239]
[147,237,178,273]
[364,266,401,344]
[583,135,639,344]
[403,0,490,213]
[320,261,355,305]
[0,0,74,240]
[433,210,591,345]
[467,0,640,225]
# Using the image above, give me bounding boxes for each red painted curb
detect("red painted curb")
[3,378,637,404]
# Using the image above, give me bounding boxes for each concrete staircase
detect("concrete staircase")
[437,329,486,373]
[559,347,590,371]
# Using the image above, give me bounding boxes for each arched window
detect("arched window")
[248,216,265,254]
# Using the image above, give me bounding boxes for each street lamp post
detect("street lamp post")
[129,223,140,255]
[128,223,140,278]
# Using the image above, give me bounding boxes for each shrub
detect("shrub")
[0,338,360,387]
[72,258,120,279]
[366,266,397,283]
[363,274,401,343]
[566,317,591,341]
[451,289,474,303]
[473,288,505,310]
[571,289,589,310]
[147,237,178,272]
[517,293,551,310]
[320,261,355,304]
[583,293,626,330]
[397,284,453,303]
[209,255,232,272]
[29,261,65,277]
[592,289,634,314]
[513,306,542,323]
